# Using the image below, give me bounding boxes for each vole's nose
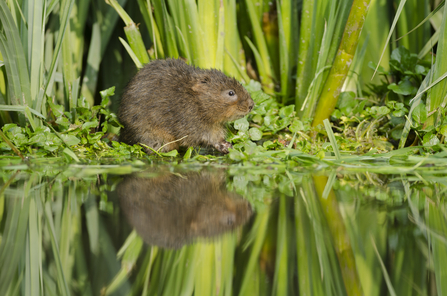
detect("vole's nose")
[248,100,255,111]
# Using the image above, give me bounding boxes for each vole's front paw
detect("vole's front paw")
[215,141,233,154]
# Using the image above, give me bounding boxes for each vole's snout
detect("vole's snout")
[248,100,254,112]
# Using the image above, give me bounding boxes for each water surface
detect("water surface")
[0,160,445,296]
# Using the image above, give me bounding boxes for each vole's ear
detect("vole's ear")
[191,75,210,92]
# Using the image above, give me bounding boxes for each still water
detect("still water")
[0,160,445,296]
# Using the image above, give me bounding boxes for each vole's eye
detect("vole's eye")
[228,90,235,96]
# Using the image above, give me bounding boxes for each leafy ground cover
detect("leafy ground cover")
[1,46,447,170]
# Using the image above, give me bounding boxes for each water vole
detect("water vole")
[118,59,254,154]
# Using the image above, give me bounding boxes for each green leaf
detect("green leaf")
[289,120,304,133]
[60,134,81,146]
[412,103,427,124]
[48,99,64,118]
[390,46,418,73]
[388,79,417,95]
[55,116,71,128]
[183,146,193,160]
[422,132,440,147]
[279,105,295,118]
[160,150,178,157]
[233,117,249,131]
[100,87,115,108]
[62,148,80,162]
[249,127,263,141]
[82,120,99,131]
[439,125,447,137]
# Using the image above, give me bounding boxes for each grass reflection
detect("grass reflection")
[0,164,445,295]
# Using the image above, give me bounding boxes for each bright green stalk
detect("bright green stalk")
[162,1,180,58]
[295,0,324,115]
[243,0,275,93]
[199,0,219,68]
[184,0,207,67]
[358,0,390,86]
[0,1,31,106]
[61,0,77,113]
[397,0,430,54]
[426,3,447,127]
[151,0,178,58]
[223,0,246,81]
[107,0,150,65]
[299,1,351,121]
[215,1,225,70]
[312,0,372,127]
[277,0,299,104]
[28,0,44,104]
[137,0,164,59]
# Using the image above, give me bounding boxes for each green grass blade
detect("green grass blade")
[81,0,127,105]
[243,0,275,92]
[119,37,144,69]
[0,104,45,118]
[295,0,327,115]
[277,0,299,104]
[43,0,75,96]
[312,0,372,127]
[183,0,206,67]
[0,3,27,105]
[159,0,179,58]
[28,0,45,103]
[224,48,250,83]
[426,3,447,126]
[324,119,341,160]
[372,0,407,79]
[223,0,245,81]
[175,26,192,64]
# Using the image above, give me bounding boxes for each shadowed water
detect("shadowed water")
[0,161,445,296]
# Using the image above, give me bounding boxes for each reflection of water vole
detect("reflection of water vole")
[118,59,255,154]
[117,170,252,249]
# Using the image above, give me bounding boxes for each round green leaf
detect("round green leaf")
[249,127,263,141]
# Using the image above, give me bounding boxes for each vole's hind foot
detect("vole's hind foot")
[214,141,233,154]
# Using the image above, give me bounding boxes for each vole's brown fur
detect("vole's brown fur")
[119,59,254,154]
